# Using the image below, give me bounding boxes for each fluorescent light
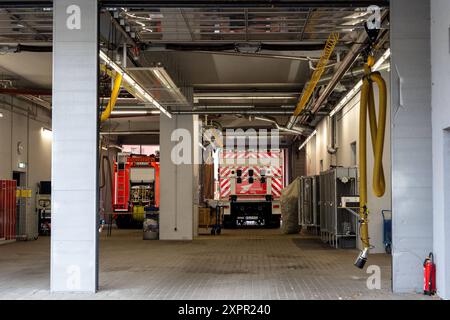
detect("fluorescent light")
[372,48,391,70]
[151,67,188,104]
[195,96,296,100]
[99,50,172,118]
[329,49,391,117]
[0,112,3,118]
[298,130,317,151]
[41,127,52,140]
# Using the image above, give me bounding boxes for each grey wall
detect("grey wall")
[0,96,52,239]
[430,0,450,300]
[391,0,433,293]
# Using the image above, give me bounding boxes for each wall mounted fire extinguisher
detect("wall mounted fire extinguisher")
[423,252,436,296]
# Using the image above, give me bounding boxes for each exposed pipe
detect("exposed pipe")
[171,109,299,115]
[252,115,313,136]
[326,115,338,155]
[285,30,370,129]
[307,30,369,117]
[163,42,327,52]
[0,44,52,53]
[0,88,52,96]
[286,32,340,129]
[100,131,159,135]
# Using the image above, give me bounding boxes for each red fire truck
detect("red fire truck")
[218,149,284,228]
[112,153,159,228]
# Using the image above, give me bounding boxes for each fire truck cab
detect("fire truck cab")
[112,153,159,228]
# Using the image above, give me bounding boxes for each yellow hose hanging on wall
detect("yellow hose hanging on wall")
[355,55,387,269]
[100,69,123,122]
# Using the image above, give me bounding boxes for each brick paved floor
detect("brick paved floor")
[0,229,432,300]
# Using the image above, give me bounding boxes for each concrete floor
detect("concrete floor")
[0,228,431,300]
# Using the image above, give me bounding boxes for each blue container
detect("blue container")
[382,210,392,254]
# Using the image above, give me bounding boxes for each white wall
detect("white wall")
[0,96,52,238]
[431,0,450,300]
[305,70,391,254]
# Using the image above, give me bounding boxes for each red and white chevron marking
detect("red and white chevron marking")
[219,150,284,199]
[219,177,231,197]
[271,177,283,197]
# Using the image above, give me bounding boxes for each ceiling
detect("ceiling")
[0,4,390,146]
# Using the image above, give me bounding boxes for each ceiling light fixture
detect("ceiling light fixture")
[298,130,317,151]
[194,96,296,102]
[329,48,391,117]
[99,50,172,118]
[150,67,187,103]
[41,127,52,140]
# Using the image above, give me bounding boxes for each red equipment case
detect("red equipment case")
[0,180,17,240]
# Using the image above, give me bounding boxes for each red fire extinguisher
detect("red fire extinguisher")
[423,252,436,295]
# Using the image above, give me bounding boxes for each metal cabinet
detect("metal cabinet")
[319,167,358,248]
[299,175,320,231]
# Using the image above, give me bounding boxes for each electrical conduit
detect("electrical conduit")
[355,55,387,269]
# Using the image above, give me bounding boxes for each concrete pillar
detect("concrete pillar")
[159,115,199,240]
[431,0,450,300]
[51,0,98,292]
[390,0,433,293]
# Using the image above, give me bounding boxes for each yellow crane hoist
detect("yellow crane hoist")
[355,55,387,269]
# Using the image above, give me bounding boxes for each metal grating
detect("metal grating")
[0,7,52,43]
[118,7,388,43]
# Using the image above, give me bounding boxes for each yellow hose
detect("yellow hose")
[356,55,387,267]
[100,71,123,122]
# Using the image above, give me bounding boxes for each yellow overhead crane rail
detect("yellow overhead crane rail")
[292,32,340,118]
[354,54,387,269]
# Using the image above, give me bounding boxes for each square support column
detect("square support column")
[51,0,98,292]
[159,115,199,240]
[391,0,433,293]
[431,0,450,300]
